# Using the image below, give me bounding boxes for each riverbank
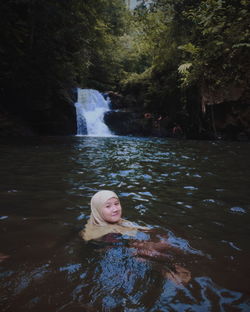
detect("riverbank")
[104,90,250,141]
[1,100,249,141]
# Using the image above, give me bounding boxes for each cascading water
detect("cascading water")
[74,88,113,136]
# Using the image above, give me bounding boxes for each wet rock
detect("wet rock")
[202,84,244,109]
[104,111,153,136]
[211,101,250,140]
[104,91,124,110]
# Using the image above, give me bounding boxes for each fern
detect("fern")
[178,63,192,75]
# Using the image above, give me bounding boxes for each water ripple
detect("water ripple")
[0,136,250,312]
[230,207,246,214]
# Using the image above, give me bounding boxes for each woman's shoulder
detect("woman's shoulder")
[120,219,149,230]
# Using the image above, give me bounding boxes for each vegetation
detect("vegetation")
[0,0,127,134]
[0,0,249,138]
[118,0,250,139]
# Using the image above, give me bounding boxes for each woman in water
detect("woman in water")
[80,190,191,284]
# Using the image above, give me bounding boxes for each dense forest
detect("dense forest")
[0,0,249,139]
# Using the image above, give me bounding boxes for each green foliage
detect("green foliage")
[120,0,249,110]
[114,0,249,139]
[85,0,129,89]
[120,0,186,112]
[0,0,129,117]
[1,0,249,136]
[180,0,250,87]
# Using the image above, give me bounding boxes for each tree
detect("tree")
[0,0,129,134]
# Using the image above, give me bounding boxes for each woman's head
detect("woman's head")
[90,190,122,225]
[82,190,147,241]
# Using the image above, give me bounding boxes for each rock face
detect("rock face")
[201,84,245,112]
[211,101,250,140]
[103,91,187,138]
[104,91,124,110]
[104,111,153,136]
[26,100,77,136]
[104,85,250,141]
[0,89,77,136]
[201,83,250,140]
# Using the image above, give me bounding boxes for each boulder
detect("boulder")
[104,111,153,136]
[104,91,124,110]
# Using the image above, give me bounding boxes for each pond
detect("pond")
[0,136,250,311]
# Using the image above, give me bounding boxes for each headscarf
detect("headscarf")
[81,190,148,241]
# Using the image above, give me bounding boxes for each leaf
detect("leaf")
[178,43,199,54]
[232,43,250,48]
[178,63,192,74]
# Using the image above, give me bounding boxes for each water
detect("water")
[0,136,250,311]
[74,89,113,136]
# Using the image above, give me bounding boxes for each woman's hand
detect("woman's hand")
[130,239,181,255]
[130,240,191,285]
[130,241,174,261]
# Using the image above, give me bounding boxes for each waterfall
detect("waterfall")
[74,88,113,136]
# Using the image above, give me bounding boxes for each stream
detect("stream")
[0,136,250,311]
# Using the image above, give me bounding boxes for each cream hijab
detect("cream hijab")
[81,190,148,241]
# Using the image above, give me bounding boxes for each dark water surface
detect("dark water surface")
[0,136,250,311]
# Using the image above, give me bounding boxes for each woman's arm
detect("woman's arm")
[130,240,191,284]
[130,237,185,258]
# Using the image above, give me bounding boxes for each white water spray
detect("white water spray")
[74,89,113,136]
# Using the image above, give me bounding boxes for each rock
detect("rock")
[202,84,245,111]
[0,86,77,136]
[104,111,153,136]
[104,91,124,110]
[26,100,76,135]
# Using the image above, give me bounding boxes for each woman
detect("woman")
[80,190,191,284]
[80,190,148,241]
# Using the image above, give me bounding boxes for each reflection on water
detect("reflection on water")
[0,136,250,311]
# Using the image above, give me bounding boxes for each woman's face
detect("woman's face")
[101,197,122,223]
